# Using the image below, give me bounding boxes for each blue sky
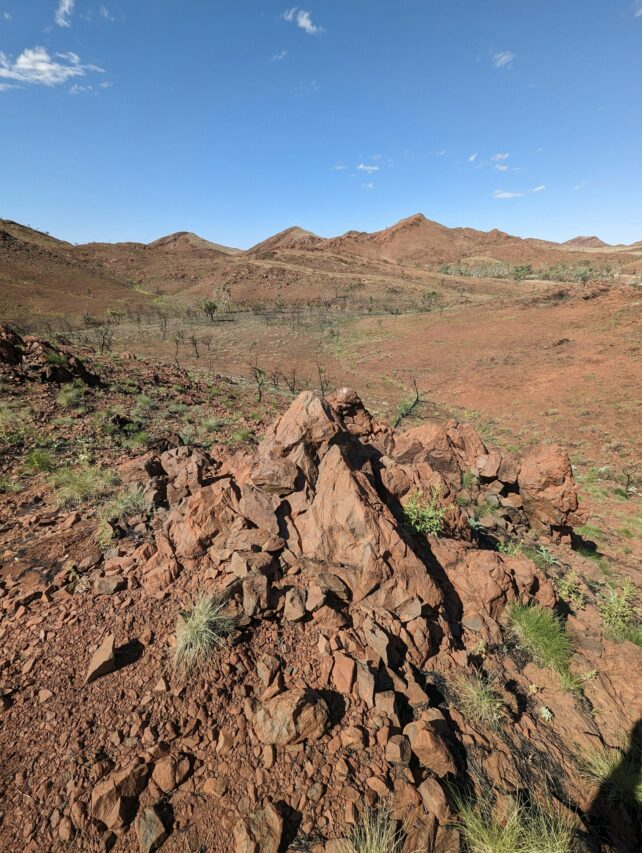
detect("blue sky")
[1,1,641,247]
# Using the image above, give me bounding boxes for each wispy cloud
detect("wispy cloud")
[332,163,347,171]
[491,152,510,161]
[495,164,508,171]
[282,8,324,35]
[468,152,478,163]
[436,149,447,157]
[634,1,642,17]
[271,49,288,62]
[0,47,103,88]
[55,0,75,27]
[531,185,546,193]
[99,5,117,22]
[493,189,524,199]
[2,11,12,21]
[357,163,379,173]
[491,50,515,69]
[365,181,375,190]
[574,180,587,191]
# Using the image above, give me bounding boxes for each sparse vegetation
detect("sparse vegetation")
[172,594,237,671]
[455,797,577,853]
[23,448,56,473]
[554,571,586,611]
[0,402,33,448]
[581,739,642,806]
[599,580,642,646]
[451,672,505,730]
[508,603,577,689]
[96,487,148,547]
[50,464,117,508]
[56,381,87,409]
[340,807,403,853]
[403,485,449,536]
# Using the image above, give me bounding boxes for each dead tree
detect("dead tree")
[189,334,199,359]
[248,356,266,403]
[173,330,185,369]
[316,362,330,396]
[392,377,425,427]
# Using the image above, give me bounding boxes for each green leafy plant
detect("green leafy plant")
[172,594,237,671]
[554,571,586,611]
[403,486,450,537]
[599,581,642,645]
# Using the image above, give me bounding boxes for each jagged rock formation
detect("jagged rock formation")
[0,323,100,386]
[1,387,641,851]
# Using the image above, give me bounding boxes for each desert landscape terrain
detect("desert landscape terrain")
[1,212,641,853]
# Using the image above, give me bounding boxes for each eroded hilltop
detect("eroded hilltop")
[1,327,641,852]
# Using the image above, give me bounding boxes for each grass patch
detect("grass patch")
[228,427,255,445]
[50,464,117,508]
[56,381,87,410]
[575,545,610,574]
[451,672,505,730]
[554,571,586,612]
[340,807,403,853]
[23,448,56,473]
[0,475,21,494]
[509,604,577,690]
[575,522,602,541]
[172,594,237,671]
[96,487,148,547]
[403,486,449,537]
[0,402,33,448]
[581,740,642,807]
[455,797,577,853]
[44,351,68,367]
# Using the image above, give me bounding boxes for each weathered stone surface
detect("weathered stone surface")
[91,760,149,830]
[233,802,282,853]
[135,806,167,853]
[250,689,330,745]
[518,444,585,530]
[85,634,116,684]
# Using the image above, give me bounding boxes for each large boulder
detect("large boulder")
[249,689,330,745]
[518,444,585,531]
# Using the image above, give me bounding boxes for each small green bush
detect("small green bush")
[0,402,33,448]
[451,672,505,730]
[456,797,576,853]
[554,571,586,611]
[44,351,68,366]
[172,594,237,671]
[509,603,577,689]
[50,464,117,507]
[403,486,449,537]
[23,448,56,473]
[56,382,87,409]
[599,581,642,645]
[340,807,403,853]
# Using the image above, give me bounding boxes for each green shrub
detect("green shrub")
[599,581,642,645]
[456,797,576,853]
[451,672,505,730]
[403,486,449,537]
[44,351,68,366]
[23,448,56,473]
[56,382,87,409]
[554,571,586,611]
[509,604,577,689]
[50,464,117,507]
[172,594,237,671]
[340,807,403,853]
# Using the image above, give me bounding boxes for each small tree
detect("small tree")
[189,334,199,359]
[202,299,218,323]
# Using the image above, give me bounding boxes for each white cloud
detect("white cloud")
[332,163,347,171]
[635,1,642,17]
[2,11,12,21]
[495,164,508,171]
[55,0,75,27]
[365,181,375,190]
[493,189,524,199]
[436,149,447,157]
[491,50,515,69]
[574,180,587,191]
[99,5,117,22]
[491,152,509,161]
[531,185,546,193]
[357,163,379,173]
[282,8,324,35]
[0,46,103,88]
[468,152,478,162]
[271,49,288,62]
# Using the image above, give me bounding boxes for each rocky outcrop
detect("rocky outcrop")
[0,323,101,385]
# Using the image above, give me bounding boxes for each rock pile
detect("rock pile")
[1,386,641,851]
[0,322,100,385]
